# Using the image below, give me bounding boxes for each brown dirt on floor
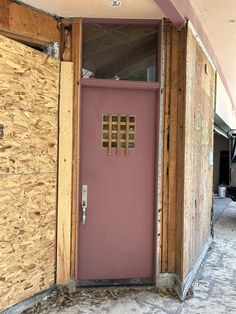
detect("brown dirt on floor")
[23,286,178,314]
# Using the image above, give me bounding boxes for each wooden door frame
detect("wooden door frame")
[58,18,164,286]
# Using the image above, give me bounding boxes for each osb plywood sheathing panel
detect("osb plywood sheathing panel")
[0,34,60,311]
[182,26,215,279]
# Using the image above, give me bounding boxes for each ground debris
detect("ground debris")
[23,286,176,314]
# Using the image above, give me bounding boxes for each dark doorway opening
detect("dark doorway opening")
[219,150,229,186]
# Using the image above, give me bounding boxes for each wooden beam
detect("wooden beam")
[162,20,181,274]
[154,0,185,30]
[70,20,82,282]
[161,21,171,273]
[0,0,10,29]
[0,0,59,46]
[57,62,74,285]
[167,23,179,273]
[175,24,187,280]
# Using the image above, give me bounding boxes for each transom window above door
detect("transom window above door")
[82,23,158,82]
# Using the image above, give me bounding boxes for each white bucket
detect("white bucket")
[218,186,226,199]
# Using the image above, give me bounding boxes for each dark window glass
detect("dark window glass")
[82,24,158,82]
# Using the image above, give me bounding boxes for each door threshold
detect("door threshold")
[78,278,154,288]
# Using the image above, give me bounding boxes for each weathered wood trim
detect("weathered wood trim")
[71,20,82,283]
[161,20,171,272]
[0,0,59,46]
[57,62,74,285]
[175,24,187,279]
[155,20,165,285]
[58,18,82,285]
[167,24,179,272]
[161,20,180,274]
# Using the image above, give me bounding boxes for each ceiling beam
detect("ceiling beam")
[155,0,235,109]
[0,0,60,46]
[154,0,186,30]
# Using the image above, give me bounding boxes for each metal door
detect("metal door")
[78,81,157,281]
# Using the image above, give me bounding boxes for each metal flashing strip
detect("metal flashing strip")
[214,125,228,139]
[175,235,213,300]
[156,236,213,300]
[2,287,56,314]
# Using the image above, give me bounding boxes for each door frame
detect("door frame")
[70,18,163,286]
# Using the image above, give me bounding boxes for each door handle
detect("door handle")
[82,185,88,225]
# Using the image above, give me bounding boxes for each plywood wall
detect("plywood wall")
[178,26,215,279]
[0,35,60,311]
[162,22,215,281]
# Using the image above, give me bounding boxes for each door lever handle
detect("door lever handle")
[82,201,87,225]
[82,185,88,225]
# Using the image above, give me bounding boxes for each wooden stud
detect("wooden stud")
[57,62,74,285]
[71,20,82,282]
[60,23,66,60]
[167,24,179,273]
[175,24,187,280]
[161,21,171,273]
[161,20,182,274]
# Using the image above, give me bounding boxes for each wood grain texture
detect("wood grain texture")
[0,35,59,311]
[0,0,59,46]
[175,25,187,279]
[0,35,59,175]
[57,62,73,284]
[0,173,57,311]
[161,21,171,272]
[0,0,10,29]
[181,26,215,279]
[162,22,215,280]
[167,25,179,273]
[71,20,82,282]
[161,21,179,273]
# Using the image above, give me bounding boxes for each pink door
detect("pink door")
[78,80,158,282]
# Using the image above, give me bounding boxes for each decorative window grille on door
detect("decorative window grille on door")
[102,114,136,156]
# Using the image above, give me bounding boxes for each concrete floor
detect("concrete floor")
[50,197,236,314]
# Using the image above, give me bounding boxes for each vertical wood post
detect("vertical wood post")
[161,20,180,273]
[57,62,74,284]
[57,19,82,285]
[70,20,82,282]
